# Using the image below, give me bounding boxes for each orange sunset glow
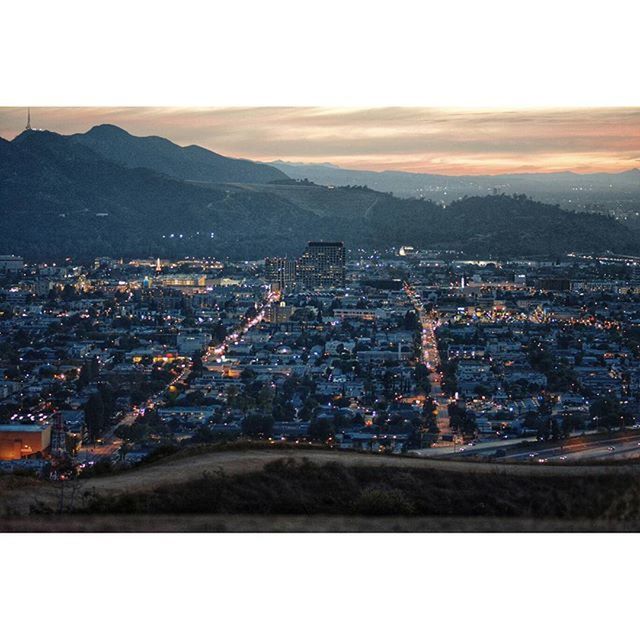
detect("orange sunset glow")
[1,106,639,175]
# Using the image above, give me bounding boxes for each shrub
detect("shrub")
[353,484,415,516]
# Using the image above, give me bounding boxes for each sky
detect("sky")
[1,106,639,176]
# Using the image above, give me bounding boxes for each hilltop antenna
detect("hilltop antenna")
[25,107,32,131]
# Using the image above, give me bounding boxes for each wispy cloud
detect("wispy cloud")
[1,106,639,175]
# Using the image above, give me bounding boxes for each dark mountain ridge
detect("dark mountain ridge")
[69,124,287,184]
[1,127,639,261]
[0,129,325,259]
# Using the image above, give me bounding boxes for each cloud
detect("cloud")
[1,106,639,175]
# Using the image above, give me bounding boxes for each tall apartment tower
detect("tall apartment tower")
[297,241,345,290]
[265,257,297,291]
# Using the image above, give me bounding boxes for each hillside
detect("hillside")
[229,180,382,218]
[71,124,287,184]
[1,127,639,260]
[362,193,640,256]
[4,447,640,531]
[0,130,324,259]
[270,160,640,211]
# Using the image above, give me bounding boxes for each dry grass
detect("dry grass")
[80,448,640,496]
[3,447,640,526]
[2,514,640,533]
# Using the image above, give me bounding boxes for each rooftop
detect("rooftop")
[0,423,49,433]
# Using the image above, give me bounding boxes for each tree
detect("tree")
[240,368,256,383]
[403,310,419,331]
[256,386,275,413]
[299,397,318,421]
[241,414,274,438]
[590,395,631,431]
[561,412,586,436]
[449,404,476,436]
[98,383,116,417]
[308,417,334,442]
[422,397,438,429]
[273,401,295,422]
[474,383,492,398]
[191,425,217,444]
[244,305,258,321]
[85,393,105,442]
[522,411,538,431]
[415,363,429,383]
[77,364,90,389]
[192,352,205,373]
[212,322,227,343]
[537,416,552,441]
[459,412,477,437]
[351,413,365,427]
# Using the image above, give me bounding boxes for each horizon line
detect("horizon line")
[8,122,640,180]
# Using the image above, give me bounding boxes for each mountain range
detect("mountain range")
[270,160,640,210]
[1,124,639,261]
[72,124,287,184]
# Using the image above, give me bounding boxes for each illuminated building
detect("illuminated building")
[0,423,52,460]
[333,308,378,321]
[157,274,207,287]
[265,257,297,291]
[297,241,345,290]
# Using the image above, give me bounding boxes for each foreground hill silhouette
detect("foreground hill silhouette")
[4,445,640,531]
[1,126,639,260]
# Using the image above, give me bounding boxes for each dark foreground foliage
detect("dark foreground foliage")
[81,458,640,521]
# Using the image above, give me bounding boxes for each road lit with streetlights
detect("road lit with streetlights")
[203,287,280,363]
[404,281,451,436]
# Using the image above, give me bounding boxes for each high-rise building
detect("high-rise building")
[297,241,345,290]
[265,257,297,291]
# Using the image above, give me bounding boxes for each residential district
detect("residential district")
[2,242,640,478]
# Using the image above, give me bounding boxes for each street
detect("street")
[417,430,640,463]
[79,286,281,462]
[404,282,451,436]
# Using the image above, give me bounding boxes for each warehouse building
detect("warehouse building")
[0,423,52,460]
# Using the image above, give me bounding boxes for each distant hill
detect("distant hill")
[361,192,639,257]
[71,124,287,184]
[232,181,382,219]
[269,160,640,211]
[0,130,323,259]
[1,127,639,261]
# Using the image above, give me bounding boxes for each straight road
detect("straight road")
[404,281,451,436]
[203,288,279,362]
[79,287,280,463]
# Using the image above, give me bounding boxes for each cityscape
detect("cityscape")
[5,5,640,640]
[1,108,640,532]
